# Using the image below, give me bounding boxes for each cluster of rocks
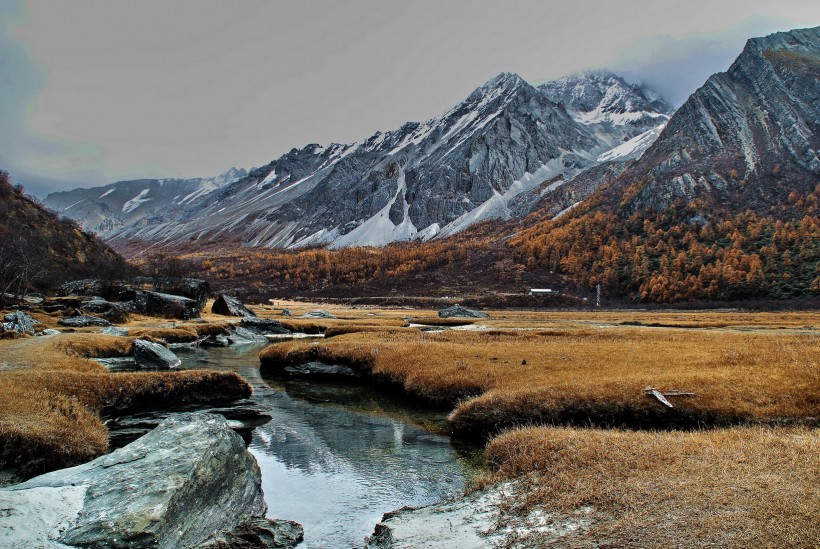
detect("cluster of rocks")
[56,277,210,320]
[438,304,489,319]
[0,414,303,548]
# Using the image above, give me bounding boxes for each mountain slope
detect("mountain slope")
[612,27,819,213]
[43,167,247,233]
[55,72,670,251]
[511,27,820,302]
[0,171,128,300]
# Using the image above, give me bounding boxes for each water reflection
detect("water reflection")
[176,343,480,548]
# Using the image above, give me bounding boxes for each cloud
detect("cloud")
[608,17,803,106]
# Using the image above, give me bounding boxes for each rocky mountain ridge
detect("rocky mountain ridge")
[47,71,672,250]
[43,167,247,234]
[604,26,819,215]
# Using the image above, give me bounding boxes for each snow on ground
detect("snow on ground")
[98,188,115,199]
[121,189,152,214]
[329,168,417,248]
[596,124,666,163]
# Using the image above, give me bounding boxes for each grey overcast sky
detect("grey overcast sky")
[1,0,818,197]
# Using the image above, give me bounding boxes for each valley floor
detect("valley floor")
[2,301,818,546]
[259,302,819,547]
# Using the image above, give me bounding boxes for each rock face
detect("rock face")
[438,305,489,319]
[134,290,201,320]
[57,315,113,328]
[2,311,37,334]
[212,294,258,318]
[134,339,182,369]
[239,317,292,335]
[0,414,269,549]
[59,72,669,251]
[612,27,820,215]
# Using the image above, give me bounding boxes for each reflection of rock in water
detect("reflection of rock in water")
[250,389,464,490]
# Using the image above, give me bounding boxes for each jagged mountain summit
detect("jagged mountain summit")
[43,167,247,234]
[50,72,671,250]
[607,26,819,214]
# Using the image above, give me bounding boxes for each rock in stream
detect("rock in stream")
[0,413,302,548]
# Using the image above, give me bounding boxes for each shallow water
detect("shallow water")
[176,343,481,548]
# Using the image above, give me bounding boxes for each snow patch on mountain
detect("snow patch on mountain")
[122,189,152,214]
[597,124,666,163]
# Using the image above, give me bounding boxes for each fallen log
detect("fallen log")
[645,386,697,408]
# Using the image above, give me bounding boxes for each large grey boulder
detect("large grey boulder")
[134,339,181,369]
[0,414,272,549]
[438,305,489,319]
[57,315,113,328]
[212,294,257,318]
[2,311,38,334]
[134,290,201,320]
[240,317,291,336]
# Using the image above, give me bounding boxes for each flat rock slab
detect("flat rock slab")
[367,489,501,548]
[240,317,292,335]
[299,309,337,319]
[0,414,268,548]
[57,315,112,328]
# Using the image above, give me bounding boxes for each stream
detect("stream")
[174,342,482,548]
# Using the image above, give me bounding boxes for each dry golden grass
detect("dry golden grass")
[260,327,819,433]
[128,326,199,342]
[0,333,250,477]
[484,426,819,548]
[323,325,416,338]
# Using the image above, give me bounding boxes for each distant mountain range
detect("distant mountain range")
[45,71,672,249]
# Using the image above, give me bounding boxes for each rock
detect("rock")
[212,294,258,318]
[79,296,112,313]
[22,293,44,305]
[106,400,273,449]
[240,317,291,336]
[141,277,210,310]
[2,311,37,334]
[298,309,337,319]
[101,326,129,336]
[57,315,112,328]
[201,334,231,347]
[198,517,304,549]
[134,290,201,320]
[134,339,182,369]
[228,326,269,345]
[282,361,362,380]
[56,279,105,297]
[438,305,489,319]
[0,414,269,548]
[280,308,293,317]
[38,329,61,336]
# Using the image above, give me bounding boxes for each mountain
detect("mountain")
[610,27,819,213]
[51,72,671,251]
[0,171,128,301]
[510,27,820,302]
[43,167,247,234]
